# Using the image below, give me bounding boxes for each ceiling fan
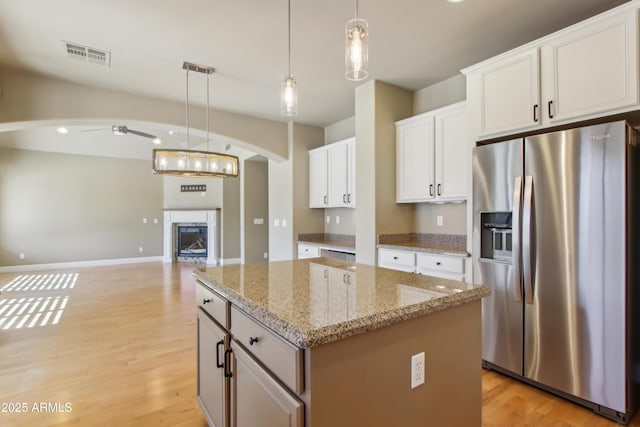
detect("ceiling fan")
[81,125,161,144]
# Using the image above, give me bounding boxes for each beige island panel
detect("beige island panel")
[195,258,489,427]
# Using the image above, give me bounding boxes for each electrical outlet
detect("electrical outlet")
[282,219,287,227]
[153,218,158,224]
[143,218,148,224]
[326,215,331,224]
[138,246,144,253]
[274,219,280,227]
[263,252,268,259]
[436,215,443,227]
[336,216,340,224]
[19,253,25,260]
[411,352,425,389]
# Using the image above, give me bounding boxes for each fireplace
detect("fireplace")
[162,210,219,265]
[177,225,208,258]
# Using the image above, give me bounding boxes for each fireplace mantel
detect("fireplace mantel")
[163,210,219,265]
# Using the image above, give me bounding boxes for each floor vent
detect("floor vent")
[64,41,111,67]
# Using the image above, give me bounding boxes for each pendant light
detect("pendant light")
[153,62,239,178]
[345,0,369,81]
[281,0,298,116]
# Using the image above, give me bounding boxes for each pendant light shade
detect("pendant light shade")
[345,0,368,81]
[281,0,298,116]
[281,74,298,117]
[153,62,239,178]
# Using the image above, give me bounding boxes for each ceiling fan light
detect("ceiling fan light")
[345,18,368,81]
[56,127,69,135]
[152,137,162,145]
[112,125,127,136]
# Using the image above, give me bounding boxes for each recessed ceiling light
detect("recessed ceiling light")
[447,0,464,3]
[153,138,162,145]
[168,130,178,136]
[56,127,69,134]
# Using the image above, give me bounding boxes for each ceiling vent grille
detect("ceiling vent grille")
[64,42,111,67]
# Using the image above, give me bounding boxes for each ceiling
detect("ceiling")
[0,0,631,157]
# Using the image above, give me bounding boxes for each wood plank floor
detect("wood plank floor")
[0,262,638,426]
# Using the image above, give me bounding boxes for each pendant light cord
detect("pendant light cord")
[185,69,190,148]
[206,73,210,151]
[355,0,358,21]
[288,0,291,75]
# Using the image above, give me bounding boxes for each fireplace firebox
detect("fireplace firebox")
[177,225,208,258]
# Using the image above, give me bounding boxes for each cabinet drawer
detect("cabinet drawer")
[297,244,320,259]
[196,281,229,329]
[416,253,464,274]
[378,249,416,272]
[231,306,303,394]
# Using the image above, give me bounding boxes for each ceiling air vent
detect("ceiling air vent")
[64,41,111,67]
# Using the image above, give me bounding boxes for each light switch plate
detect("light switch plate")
[254,218,264,225]
[274,219,280,227]
[436,216,443,227]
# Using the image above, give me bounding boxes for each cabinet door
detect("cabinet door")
[396,116,435,202]
[435,105,468,201]
[476,48,541,138]
[230,343,304,427]
[327,142,349,207]
[309,263,330,327]
[197,309,229,427]
[309,148,328,208]
[346,138,356,207]
[542,10,638,124]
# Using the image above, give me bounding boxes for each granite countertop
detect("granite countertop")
[194,258,488,349]
[377,233,469,257]
[297,233,356,251]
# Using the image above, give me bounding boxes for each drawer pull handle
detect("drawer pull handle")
[216,340,224,368]
[202,298,212,305]
[436,262,442,266]
[249,336,260,346]
[224,348,233,378]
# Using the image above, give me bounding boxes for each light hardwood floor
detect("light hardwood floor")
[0,262,638,427]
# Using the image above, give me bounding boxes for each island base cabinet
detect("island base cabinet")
[230,342,304,427]
[301,300,482,427]
[197,309,229,427]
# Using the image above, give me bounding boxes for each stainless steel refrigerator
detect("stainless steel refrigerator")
[473,121,640,423]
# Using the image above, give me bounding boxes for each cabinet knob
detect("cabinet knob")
[436,262,442,266]
[249,336,260,346]
[202,298,212,305]
[393,256,398,260]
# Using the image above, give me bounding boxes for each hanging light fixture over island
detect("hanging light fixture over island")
[345,0,369,81]
[153,62,239,178]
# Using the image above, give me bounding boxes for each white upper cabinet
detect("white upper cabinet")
[309,137,355,208]
[396,114,435,202]
[464,3,639,140]
[541,10,638,124]
[309,148,328,208]
[473,49,541,137]
[435,105,470,201]
[396,102,468,203]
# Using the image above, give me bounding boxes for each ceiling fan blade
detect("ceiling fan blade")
[126,129,158,140]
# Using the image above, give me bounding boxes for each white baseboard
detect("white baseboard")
[0,256,163,273]
[220,258,242,265]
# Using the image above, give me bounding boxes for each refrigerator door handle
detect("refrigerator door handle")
[523,175,534,305]
[512,176,523,302]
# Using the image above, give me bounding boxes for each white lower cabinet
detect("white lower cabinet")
[196,281,304,427]
[297,243,320,259]
[378,248,466,281]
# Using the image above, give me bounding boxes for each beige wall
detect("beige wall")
[0,65,289,161]
[0,147,163,266]
[415,202,467,235]
[355,81,414,265]
[222,176,241,261]
[163,176,223,209]
[324,116,355,144]
[244,159,269,263]
[413,74,466,115]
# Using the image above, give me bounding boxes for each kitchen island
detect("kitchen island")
[194,258,489,427]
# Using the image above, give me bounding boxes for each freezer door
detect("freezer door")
[523,122,627,411]
[473,139,523,375]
